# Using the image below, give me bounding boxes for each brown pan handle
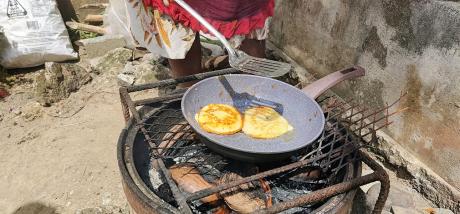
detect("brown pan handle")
[302,66,365,99]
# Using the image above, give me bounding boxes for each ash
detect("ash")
[146,140,335,214]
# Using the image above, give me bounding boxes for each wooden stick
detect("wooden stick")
[84,14,104,23]
[79,3,109,9]
[65,21,106,35]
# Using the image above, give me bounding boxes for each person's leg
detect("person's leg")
[239,38,266,58]
[168,33,202,87]
[202,38,266,71]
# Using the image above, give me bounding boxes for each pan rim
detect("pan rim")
[181,74,326,155]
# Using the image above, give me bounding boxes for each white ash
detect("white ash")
[148,167,164,190]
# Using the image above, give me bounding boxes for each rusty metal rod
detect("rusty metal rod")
[120,88,193,213]
[359,151,389,214]
[134,93,183,107]
[186,147,347,202]
[153,159,193,214]
[253,150,389,214]
[254,172,381,214]
[186,157,314,202]
[119,88,131,123]
[126,68,236,92]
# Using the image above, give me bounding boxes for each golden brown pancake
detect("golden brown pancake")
[195,104,243,135]
[242,106,293,139]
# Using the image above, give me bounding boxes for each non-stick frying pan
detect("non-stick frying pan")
[181,66,365,163]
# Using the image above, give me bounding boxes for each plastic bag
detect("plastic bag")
[0,0,77,68]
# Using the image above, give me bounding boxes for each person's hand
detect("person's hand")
[163,0,169,6]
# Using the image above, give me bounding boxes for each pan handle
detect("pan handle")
[301,66,365,99]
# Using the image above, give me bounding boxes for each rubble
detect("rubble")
[35,62,92,106]
[365,183,416,213]
[117,59,171,86]
[140,53,162,63]
[367,135,460,213]
[93,48,132,75]
[21,102,42,121]
[75,35,126,60]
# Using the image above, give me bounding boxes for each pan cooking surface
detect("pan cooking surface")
[181,74,325,154]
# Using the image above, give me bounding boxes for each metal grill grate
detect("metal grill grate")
[119,68,405,214]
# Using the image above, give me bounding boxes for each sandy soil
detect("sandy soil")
[0,71,143,213]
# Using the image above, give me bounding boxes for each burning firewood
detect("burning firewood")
[290,168,321,182]
[218,173,268,213]
[158,121,192,155]
[169,164,220,204]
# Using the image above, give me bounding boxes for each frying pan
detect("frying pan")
[181,66,365,163]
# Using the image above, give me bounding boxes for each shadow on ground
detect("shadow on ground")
[11,202,58,214]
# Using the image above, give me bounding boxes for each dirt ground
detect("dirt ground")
[0,70,142,213]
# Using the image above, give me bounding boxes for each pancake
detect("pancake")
[242,106,293,139]
[195,104,243,135]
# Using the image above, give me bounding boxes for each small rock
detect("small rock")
[365,183,416,212]
[422,208,454,214]
[141,52,162,63]
[35,62,92,106]
[75,35,127,60]
[117,73,135,86]
[7,133,11,138]
[122,62,135,74]
[120,60,171,85]
[11,108,22,115]
[391,206,422,214]
[93,48,133,74]
[134,63,157,84]
[21,102,42,121]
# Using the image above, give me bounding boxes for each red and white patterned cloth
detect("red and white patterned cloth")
[127,0,274,59]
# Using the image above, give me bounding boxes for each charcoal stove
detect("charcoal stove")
[118,68,403,214]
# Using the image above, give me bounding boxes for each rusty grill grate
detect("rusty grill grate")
[119,68,405,214]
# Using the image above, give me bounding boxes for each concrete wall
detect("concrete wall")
[269,0,460,189]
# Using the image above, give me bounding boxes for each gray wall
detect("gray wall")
[270,0,460,189]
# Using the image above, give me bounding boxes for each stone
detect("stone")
[75,35,126,60]
[367,138,460,213]
[422,208,454,214]
[11,108,22,115]
[93,48,132,75]
[35,62,92,106]
[140,53,162,63]
[391,206,422,214]
[118,60,171,85]
[21,102,42,121]
[365,183,416,213]
[117,73,135,86]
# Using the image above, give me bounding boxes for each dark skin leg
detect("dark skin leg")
[168,35,266,87]
[168,33,202,87]
[239,38,266,58]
